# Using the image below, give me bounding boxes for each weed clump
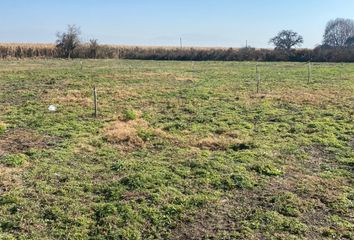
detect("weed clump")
[1,154,28,167]
[269,192,302,217]
[251,210,308,235]
[212,166,255,190]
[123,109,137,121]
[223,174,255,189]
[0,122,6,134]
[251,163,283,176]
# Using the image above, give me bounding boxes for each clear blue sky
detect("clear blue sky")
[1,0,353,48]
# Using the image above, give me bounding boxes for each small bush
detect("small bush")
[1,154,28,167]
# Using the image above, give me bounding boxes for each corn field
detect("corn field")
[0,43,354,62]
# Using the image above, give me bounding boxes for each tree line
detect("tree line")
[269,18,354,50]
[1,18,354,62]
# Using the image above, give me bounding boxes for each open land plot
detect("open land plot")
[0,59,353,239]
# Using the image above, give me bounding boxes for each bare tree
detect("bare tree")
[56,25,81,59]
[323,18,354,47]
[269,30,303,51]
[88,39,99,59]
[345,36,354,47]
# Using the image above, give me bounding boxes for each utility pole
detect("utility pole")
[180,37,183,48]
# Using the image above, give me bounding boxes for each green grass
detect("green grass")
[0,59,353,239]
[0,154,28,167]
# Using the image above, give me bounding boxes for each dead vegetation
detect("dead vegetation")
[0,167,23,195]
[50,90,92,107]
[104,119,148,150]
[140,72,196,83]
[195,133,252,151]
[267,88,351,106]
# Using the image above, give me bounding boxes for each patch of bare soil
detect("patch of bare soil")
[0,128,56,157]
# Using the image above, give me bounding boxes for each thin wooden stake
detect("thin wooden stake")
[93,86,98,118]
[80,61,83,71]
[256,63,260,93]
[307,62,312,84]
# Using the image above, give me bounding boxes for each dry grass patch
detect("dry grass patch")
[0,167,23,195]
[141,72,171,77]
[174,76,195,82]
[116,89,140,99]
[268,89,348,105]
[140,72,195,82]
[48,90,91,107]
[104,119,148,150]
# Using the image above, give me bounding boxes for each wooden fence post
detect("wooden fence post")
[307,62,312,84]
[93,86,98,118]
[256,63,260,93]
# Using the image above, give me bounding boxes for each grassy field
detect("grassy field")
[0,59,353,239]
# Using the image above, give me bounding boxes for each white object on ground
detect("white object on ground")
[48,105,57,112]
